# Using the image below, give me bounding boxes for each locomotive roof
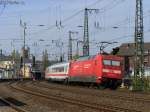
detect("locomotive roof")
[76,55,96,61]
[76,54,121,61]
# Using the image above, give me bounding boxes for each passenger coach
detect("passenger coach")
[45,62,69,81]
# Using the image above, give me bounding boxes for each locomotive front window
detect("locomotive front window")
[103,60,111,66]
[112,61,120,66]
[103,60,120,66]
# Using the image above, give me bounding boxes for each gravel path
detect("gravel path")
[0,107,17,112]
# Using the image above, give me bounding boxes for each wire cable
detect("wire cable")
[28,0,125,36]
[0,4,6,16]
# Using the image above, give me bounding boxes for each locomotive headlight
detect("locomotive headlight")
[102,69,121,74]
[113,70,121,74]
[102,69,110,73]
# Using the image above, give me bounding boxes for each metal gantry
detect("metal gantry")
[68,31,78,61]
[52,39,64,62]
[134,0,145,90]
[83,8,99,56]
[76,40,84,56]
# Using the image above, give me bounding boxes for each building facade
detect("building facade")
[118,42,150,74]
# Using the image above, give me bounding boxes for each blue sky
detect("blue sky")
[0,0,150,59]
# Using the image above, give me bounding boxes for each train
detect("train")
[45,54,124,89]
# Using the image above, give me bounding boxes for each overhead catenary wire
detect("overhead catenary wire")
[28,0,127,36]
[1,0,150,57]
[0,4,6,16]
[0,0,126,38]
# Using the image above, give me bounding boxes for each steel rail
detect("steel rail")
[10,82,142,112]
[0,97,28,112]
[34,81,150,103]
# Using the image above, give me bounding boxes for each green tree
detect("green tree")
[10,49,21,75]
[11,49,16,60]
[72,54,80,60]
[110,47,119,55]
[11,49,20,61]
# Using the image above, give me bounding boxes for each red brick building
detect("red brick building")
[118,42,150,72]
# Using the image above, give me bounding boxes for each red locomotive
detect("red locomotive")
[45,54,123,89]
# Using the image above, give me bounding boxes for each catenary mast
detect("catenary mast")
[134,0,145,90]
[83,8,99,56]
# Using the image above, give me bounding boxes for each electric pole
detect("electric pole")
[83,8,99,56]
[76,40,83,56]
[52,39,64,62]
[20,20,27,79]
[68,31,78,61]
[133,0,145,91]
[23,22,26,79]
[68,31,72,61]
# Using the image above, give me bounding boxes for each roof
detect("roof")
[24,58,32,63]
[0,55,12,61]
[118,42,150,56]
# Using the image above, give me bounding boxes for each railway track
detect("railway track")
[33,81,150,103]
[0,97,28,112]
[10,81,142,112]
